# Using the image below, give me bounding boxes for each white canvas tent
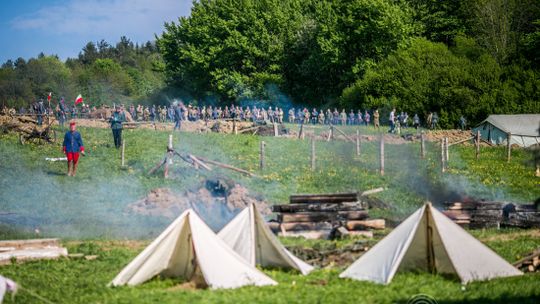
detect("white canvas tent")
[340,203,522,284]
[109,209,277,289]
[218,203,314,275]
[473,114,540,148]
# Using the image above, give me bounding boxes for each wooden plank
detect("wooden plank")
[280,222,333,231]
[0,247,68,265]
[346,230,374,238]
[272,202,367,213]
[0,238,60,249]
[278,211,369,223]
[277,230,330,239]
[290,193,358,204]
[345,219,385,230]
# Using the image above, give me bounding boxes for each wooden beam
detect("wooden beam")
[345,219,385,230]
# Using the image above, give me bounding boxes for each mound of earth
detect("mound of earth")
[425,129,474,143]
[127,178,270,221]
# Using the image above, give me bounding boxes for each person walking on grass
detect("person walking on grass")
[63,120,85,176]
[110,106,126,149]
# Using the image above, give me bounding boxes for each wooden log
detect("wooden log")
[359,187,385,196]
[195,156,257,177]
[280,222,333,231]
[188,154,212,171]
[0,247,68,265]
[148,157,167,175]
[333,126,355,143]
[442,210,471,220]
[278,230,331,239]
[448,136,475,146]
[345,219,385,230]
[346,230,374,238]
[237,126,259,134]
[289,193,358,204]
[272,202,367,213]
[267,221,280,233]
[278,211,369,223]
[0,238,60,249]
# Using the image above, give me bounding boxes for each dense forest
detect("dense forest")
[1,0,539,127]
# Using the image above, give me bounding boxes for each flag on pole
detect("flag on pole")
[75,94,83,105]
[47,92,52,101]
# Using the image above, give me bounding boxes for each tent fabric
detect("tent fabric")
[339,203,522,284]
[473,114,540,147]
[109,209,277,289]
[218,203,314,275]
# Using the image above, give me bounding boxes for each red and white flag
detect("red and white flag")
[75,94,83,105]
[47,92,52,101]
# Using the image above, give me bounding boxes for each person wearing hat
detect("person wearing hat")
[62,120,85,176]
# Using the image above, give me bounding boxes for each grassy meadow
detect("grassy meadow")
[0,123,539,303]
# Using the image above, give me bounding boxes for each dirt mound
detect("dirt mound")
[287,240,371,268]
[127,179,270,221]
[71,119,109,128]
[425,129,474,143]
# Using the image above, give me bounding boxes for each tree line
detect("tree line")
[0,37,166,109]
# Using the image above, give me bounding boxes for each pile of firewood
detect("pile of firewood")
[514,248,540,273]
[0,114,51,135]
[269,191,386,239]
[444,200,540,229]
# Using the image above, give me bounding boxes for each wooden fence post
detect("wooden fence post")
[379,134,384,176]
[445,137,449,164]
[121,140,125,167]
[356,129,360,157]
[260,141,265,170]
[507,133,512,163]
[441,138,446,173]
[311,138,316,171]
[420,131,426,159]
[273,122,278,137]
[476,130,480,160]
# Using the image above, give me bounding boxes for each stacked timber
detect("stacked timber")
[514,248,540,273]
[271,192,385,239]
[0,238,68,265]
[443,200,540,229]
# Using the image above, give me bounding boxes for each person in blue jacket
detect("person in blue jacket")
[62,120,85,176]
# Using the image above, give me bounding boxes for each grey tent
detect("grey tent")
[340,203,522,284]
[473,114,540,148]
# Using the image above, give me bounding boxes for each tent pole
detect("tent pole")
[426,206,436,274]
[507,133,511,163]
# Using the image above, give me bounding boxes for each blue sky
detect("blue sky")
[0,0,193,64]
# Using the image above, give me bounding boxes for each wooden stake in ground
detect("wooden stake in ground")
[333,125,355,143]
[121,140,125,167]
[260,141,265,171]
[298,123,304,140]
[445,137,449,164]
[311,138,316,171]
[379,134,384,176]
[507,133,512,163]
[327,125,334,142]
[476,130,481,160]
[441,138,446,173]
[273,122,278,137]
[420,131,426,159]
[356,129,360,157]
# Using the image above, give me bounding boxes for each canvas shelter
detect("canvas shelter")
[339,203,522,284]
[109,209,277,289]
[473,114,540,148]
[218,203,314,275]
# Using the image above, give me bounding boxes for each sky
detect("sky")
[0,0,193,64]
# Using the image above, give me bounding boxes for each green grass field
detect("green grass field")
[0,124,539,303]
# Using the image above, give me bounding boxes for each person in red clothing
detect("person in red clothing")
[62,120,85,176]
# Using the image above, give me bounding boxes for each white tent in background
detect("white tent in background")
[340,203,522,285]
[109,209,277,289]
[218,203,314,275]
